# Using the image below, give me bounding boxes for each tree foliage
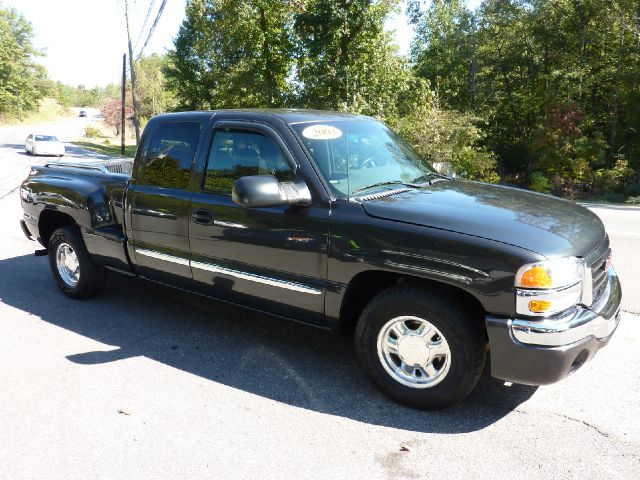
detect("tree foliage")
[165,0,499,181]
[0,5,47,119]
[294,0,397,112]
[166,0,296,109]
[134,54,177,118]
[100,98,133,136]
[50,82,105,108]
[409,0,640,197]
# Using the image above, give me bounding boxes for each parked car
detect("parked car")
[79,110,87,117]
[19,110,622,409]
[25,134,65,157]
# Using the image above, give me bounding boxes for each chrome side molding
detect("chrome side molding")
[136,248,190,266]
[135,247,321,295]
[191,261,322,295]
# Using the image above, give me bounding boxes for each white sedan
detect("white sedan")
[25,134,65,157]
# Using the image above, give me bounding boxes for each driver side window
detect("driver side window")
[203,129,293,194]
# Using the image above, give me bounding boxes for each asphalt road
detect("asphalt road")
[0,121,639,479]
[587,205,640,314]
[0,108,111,199]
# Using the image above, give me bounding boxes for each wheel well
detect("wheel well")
[38,210,78,247]
[339,271,487,336]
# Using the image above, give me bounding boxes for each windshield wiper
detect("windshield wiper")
[412,172,450,185]
[351,180,417,195]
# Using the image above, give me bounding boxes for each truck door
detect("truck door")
[126,120,202,287]
[189,120,329,325]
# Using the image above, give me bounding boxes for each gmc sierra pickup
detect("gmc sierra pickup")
[20,110,622,409]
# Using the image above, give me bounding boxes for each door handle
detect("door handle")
[192,208,214,225]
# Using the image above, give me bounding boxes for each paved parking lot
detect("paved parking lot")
[1,121,639,479]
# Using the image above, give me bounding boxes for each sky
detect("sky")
[3,0,188,88]
[3,0,482,89]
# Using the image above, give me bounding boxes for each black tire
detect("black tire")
[355,284,486,409]
[48,227,106,299]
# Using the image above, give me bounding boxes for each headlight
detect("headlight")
[515,257,585,289]
[515,257,586,316]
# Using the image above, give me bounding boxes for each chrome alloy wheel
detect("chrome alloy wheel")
[56,243,80,287]
[376,316,451,388]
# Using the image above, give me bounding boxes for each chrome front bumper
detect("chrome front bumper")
[485,268,622,386]
[510,268,621,347]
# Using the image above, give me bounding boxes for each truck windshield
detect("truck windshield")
[291,120,434,196]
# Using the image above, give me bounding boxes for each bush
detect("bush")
[529,171,551,193]
[623,183,640,197]
[603,193,625,203]
[625,196,640,205]
[84,124,101,138]
[388,99,500,183]
[595,158,634,194]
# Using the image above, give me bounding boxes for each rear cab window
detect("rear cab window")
[140,122,201,189]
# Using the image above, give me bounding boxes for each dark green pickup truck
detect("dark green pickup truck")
[20,110,622,409]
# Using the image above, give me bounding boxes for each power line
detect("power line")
[134,0,157,54]
[137,0,168,59]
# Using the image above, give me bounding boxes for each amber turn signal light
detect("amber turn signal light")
[528,300,552,313]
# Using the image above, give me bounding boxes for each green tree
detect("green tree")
[408,0,478,109]
[294,0,400,112]
[410,0,640,195]
[0,5,47,119]
[135,54,177,118]
[166,0,296,109]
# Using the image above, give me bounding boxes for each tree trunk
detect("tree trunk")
[610,12,625,156]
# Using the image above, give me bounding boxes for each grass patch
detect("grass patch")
[0,98,74,126]
[72,121,137,158]
[73,140,137,158]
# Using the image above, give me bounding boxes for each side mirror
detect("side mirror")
[232,175,311,208]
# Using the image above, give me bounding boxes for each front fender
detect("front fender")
[325,201,544,325]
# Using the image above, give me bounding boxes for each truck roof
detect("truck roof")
[150,109,375,126]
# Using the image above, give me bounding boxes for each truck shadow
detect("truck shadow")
[0,252,537,434]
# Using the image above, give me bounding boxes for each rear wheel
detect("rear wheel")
[48,227,106,299]
[355,284,486,409]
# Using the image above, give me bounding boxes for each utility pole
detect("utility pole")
[121,53,126,156]
[124,0,141,145]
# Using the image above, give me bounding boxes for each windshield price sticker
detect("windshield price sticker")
[302,124,343,140]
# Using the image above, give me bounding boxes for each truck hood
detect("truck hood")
[360,180,606,257]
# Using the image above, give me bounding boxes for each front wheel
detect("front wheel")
[355,284,486,409]
[48,227,106,299]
